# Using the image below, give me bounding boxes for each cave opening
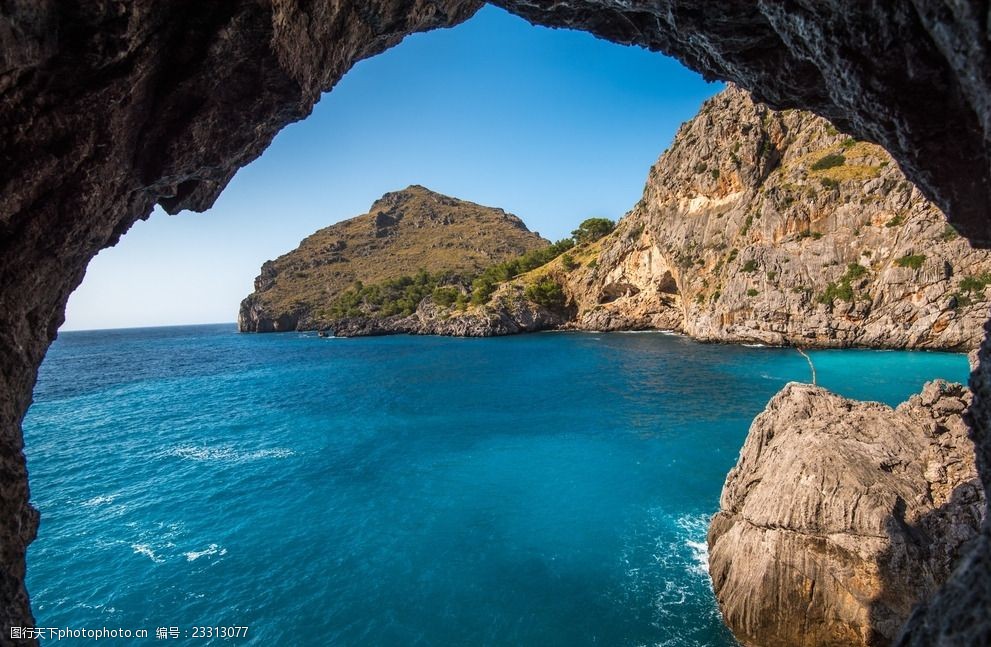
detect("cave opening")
[3,2,990,645]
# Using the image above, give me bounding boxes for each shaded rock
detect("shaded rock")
[709,381,985,646]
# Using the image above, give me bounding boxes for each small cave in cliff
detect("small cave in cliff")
[599,282,641,304]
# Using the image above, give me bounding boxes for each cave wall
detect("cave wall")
[1,1,989,644]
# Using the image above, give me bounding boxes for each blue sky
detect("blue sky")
[62,5,721,331]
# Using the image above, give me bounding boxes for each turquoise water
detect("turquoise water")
[23,325,969,646]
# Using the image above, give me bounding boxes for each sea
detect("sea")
[22,324,970,646]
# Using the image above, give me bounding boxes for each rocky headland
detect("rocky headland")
[238,185,547,332]
[708,380,985,646]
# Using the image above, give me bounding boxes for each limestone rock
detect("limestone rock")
[561,86,991,350]
[708,381,985,646]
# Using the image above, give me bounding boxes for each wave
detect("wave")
[184,543,228,562]
[163,445,295,463]
[81,494,117,507]
[131,543,164,563]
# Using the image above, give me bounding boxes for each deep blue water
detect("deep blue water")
[23,325,970,646]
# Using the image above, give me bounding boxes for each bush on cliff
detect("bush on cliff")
[524,276,566,309]
[571,218,615,244]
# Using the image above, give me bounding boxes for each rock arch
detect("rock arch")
[1,1,989,643]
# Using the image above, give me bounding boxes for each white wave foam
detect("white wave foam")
[164,445,295,463]
[81,494,117,507]
[184,543,228,562]
[131,543,164,563]
[685,540,710,577]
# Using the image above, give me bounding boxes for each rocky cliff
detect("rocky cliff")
[361,87,991,350]
[556,86,991,350]
[238,186,547,331]
[708,381,985,646]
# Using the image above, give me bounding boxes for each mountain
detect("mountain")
[555,85,991,349]
[238,186,548,332]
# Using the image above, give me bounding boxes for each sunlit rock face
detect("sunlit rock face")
[709,381,985,646]
[1,1,990,644]
[559,86,991,350]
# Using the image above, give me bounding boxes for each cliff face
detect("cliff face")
[561,87,991,350]
[238,186,547,332]
[708,381,985,647]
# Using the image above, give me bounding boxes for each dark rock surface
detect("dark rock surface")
[2,1,991,645]
[709,381,985,646]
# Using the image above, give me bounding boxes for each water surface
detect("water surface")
[24,325,969,645]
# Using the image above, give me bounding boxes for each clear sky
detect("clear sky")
[61,5,721,331]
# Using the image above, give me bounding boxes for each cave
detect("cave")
[2,1,990,644]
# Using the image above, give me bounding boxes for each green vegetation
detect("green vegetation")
[571,218,616,245]
[885,214,905,228]
[766,270,777,281]
[941,224,960,242]
[470,238,576,304]
[817,263,869,306]
[840,137,857,149]
[560,253,579,271]
[959,272,991,295]
[740,214,754,236]
[431,286,460,308]
[727,248,739,263]
[894,254,926,270]
[818,281,854,305]
[711,168,720,180]
[811,153,845,171]
[819,177,839,190]
[746,288,759,297]
[330,269,457,318]
[328,237,579,317]
[845,263,868,280]
[953,272,991,308]
[524,276,566,309]
[741,259,758,273]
